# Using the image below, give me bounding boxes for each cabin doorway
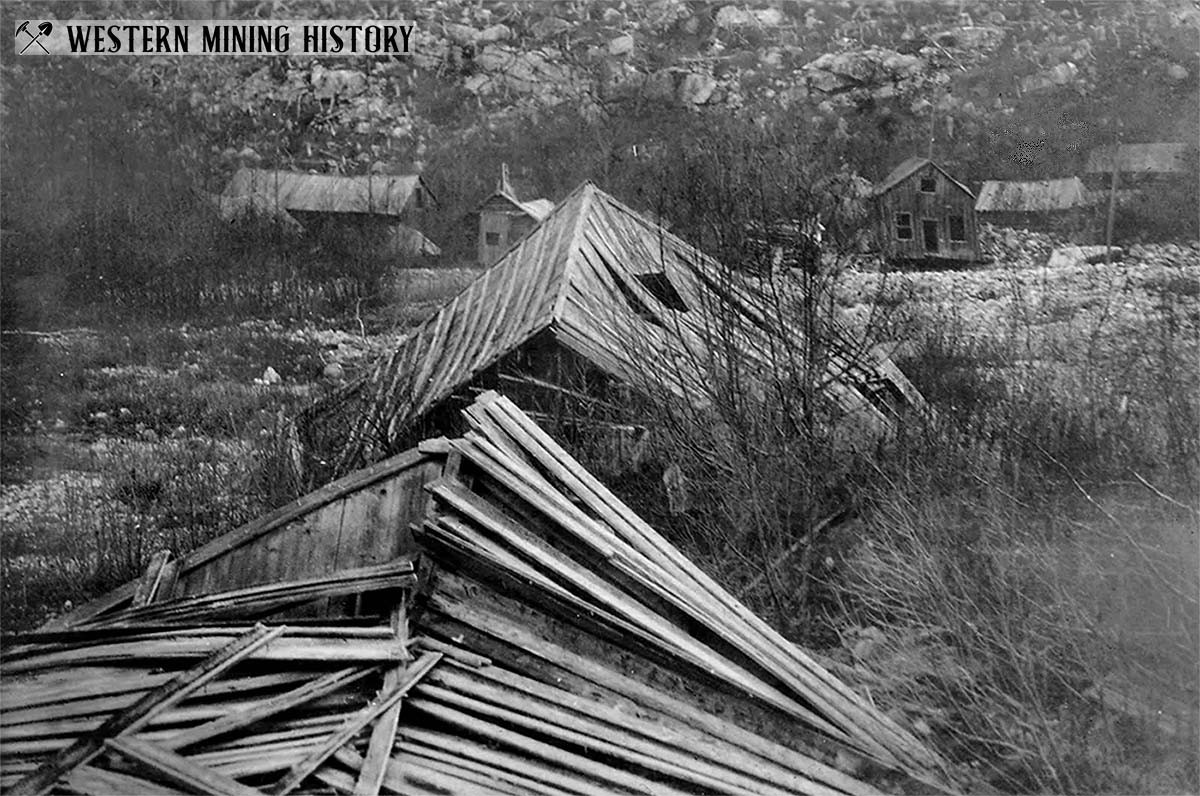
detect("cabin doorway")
[922,219,939,253]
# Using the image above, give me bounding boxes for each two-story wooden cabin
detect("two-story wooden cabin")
[871,157,980,265]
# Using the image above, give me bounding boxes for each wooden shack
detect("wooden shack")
[476,164,554,265]
[222,168,441,257]
[871,157,980,265]
[974,177,1098,239]
[3,394,952,796]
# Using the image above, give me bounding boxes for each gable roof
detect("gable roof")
[223,168,435,216]
[477,166,554,222]
[8,393,950,794]
[1085,143,1190,175]
[300,182,925,478]
[975,177,1095,212]
[873,157,974,198]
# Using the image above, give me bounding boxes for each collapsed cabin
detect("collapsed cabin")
[0,394,952,795]
[296,182,925,485]
[871,158,980,265]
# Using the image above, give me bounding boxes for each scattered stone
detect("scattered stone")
[608,34,634,56]
[139,428,159,443]
[259,366,282,385]
[531,16,571,38]
[1167,63,1189,83]
[322,362,346,381]
[443,22,479,44]
[171,425,188,439]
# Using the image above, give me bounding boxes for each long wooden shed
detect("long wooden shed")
[1,393,954,796]
[871,158,980,264]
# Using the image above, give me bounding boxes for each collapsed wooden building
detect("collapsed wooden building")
[296,182,924,485]
[0,394,953,795]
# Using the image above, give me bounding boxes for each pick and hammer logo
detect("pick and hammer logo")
[15,21,53,53]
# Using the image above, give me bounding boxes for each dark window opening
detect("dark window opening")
[922,219,939,252]
[919,176,937,193]
[948,215,966,242]
[485,231,501,246]
[895,212,913,240]
[414,188,426,209]
[635,272,689,311]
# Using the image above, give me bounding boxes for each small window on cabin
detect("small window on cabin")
[414,188,425,209]
[948,215,966,242]
[894,212,913,240]
[485,231,501,246]
[635,273,689,312]
[919,175,937,193]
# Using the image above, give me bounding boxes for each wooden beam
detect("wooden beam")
[353,602,408,795]
[7,624,284,796]
[268,651,442,796]
[107,735,262,796]
[163,666,376,751]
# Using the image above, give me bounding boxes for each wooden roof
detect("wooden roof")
[975,177,1095,212]
[1085,143,1190,175]
[2,393,952,795]
[223,169,435,216]
[302,182,925,478]
[872,157,974,198]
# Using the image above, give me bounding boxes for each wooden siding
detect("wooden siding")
[168,450,444,599]
[873,162,980,262]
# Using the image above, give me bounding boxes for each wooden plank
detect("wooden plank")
[162,666,375,751]
[106,735,262,796]
[267,651,442,796]
[7,624,283,796]
[82,561,415,627]
[403,696,696,796]
[130,550,173,608]
[63,764,190,796]
[353,603,407,795]
[426,595,875,795]
[431,660,838,796]
[3,636,407,674]
[478,395,933,773]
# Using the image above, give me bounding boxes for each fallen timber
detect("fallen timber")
[0,393,954,795]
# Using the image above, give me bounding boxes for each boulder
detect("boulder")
[477,24,511,43]
[678,72,717,104]
[1167,63,1189,83]
[714,5,753,28]
[1047,245,1123,269]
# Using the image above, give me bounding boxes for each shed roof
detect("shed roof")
[4,392,950,794]
[223,168,435,216]
[974,177,1095,212]
[873,157,974,198]
[300,182,925,478]
[1085,143,1190,175]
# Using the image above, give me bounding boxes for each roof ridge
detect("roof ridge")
[550,183,596,324]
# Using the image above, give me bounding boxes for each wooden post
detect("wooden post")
[1104,163,1120,264]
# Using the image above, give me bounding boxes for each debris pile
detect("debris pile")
[1,393,951,795]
